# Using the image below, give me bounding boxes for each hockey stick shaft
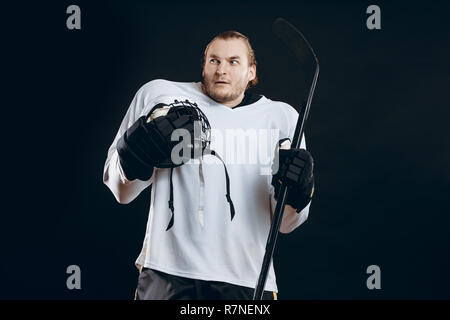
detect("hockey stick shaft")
[253,19,319,300]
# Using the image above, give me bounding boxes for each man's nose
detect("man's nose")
[216,62,228,75]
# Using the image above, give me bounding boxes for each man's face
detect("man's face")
[202,38,256,106]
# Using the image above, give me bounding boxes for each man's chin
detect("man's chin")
[208,90,233,103]
[204,83,243,104]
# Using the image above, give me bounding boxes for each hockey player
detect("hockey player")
[103,30,314,300]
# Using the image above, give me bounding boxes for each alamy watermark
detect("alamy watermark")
[366,265,381,290]
[66,5,81,30]
[169,122,284,176]
[366,5,381,30]
[66,265,81,290]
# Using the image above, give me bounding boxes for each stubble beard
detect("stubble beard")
[203,79,246,104]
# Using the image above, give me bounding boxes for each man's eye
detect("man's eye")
[210,59,219,63]
[230,60,239,65]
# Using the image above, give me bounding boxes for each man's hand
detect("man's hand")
[116,102,196,181]
[271,139,314,212]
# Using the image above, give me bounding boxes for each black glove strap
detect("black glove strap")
[166,168,175,231]
[210,150,235,221]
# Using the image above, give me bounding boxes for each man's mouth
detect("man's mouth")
[215,80,229,85]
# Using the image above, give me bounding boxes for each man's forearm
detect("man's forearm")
[103,150,153,204]
[270,191,310,234]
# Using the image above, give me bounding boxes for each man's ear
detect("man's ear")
[248,64,256,81]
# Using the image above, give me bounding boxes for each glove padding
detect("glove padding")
[271,144,314,213]
[116,102,198,181]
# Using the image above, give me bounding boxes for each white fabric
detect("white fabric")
[103,79,311,292]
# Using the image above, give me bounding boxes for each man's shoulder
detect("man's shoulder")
[138,79,200,94]
[262,97,299,116]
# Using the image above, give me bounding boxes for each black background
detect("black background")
[1,0,449,299]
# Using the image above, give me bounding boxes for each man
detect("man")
[103,31,314,300]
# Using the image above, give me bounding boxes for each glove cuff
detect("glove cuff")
[271,175,314,213]
[117,132,154,181]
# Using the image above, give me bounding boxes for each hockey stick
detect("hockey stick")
[253,18,319,300]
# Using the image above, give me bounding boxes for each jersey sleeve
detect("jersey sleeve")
[269,103,311,233]
[102,80,167,204]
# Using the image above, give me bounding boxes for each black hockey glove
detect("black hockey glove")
[271,139,314,213]
[116,102,197,181]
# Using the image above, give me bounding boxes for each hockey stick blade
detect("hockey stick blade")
[253,18,319,300]
[272,18,318,72]
[272,18,319,137]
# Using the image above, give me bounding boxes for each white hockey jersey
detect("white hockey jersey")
[103,79,311,293]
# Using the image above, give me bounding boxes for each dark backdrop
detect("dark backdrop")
[1,0,449,299]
